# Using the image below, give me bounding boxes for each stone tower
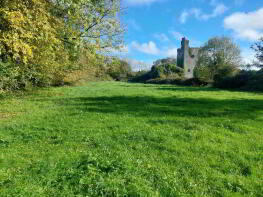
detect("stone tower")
[177,38,199,79]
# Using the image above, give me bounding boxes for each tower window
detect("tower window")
[188,69,191,72]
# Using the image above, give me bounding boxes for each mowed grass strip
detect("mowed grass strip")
[0,82,262,197]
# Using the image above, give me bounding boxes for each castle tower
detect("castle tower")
[181,37,189,52]
[177,38,199,79]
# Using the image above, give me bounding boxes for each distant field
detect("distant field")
[0,82,262,197]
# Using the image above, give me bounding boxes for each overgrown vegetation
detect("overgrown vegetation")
[0,0,123,91]
[63,55,133,85]
[106,57,133,81]
[131,58,184,84]
[194,36,241,83]
[214,69,263,91]
[0,82,262,196]
[211,37,263,91]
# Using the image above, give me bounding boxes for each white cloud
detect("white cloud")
[127,19,141,31]
[179,3,228,23]
[179,8,201,23]
[241,48,255,64]
[179,10,190,24]
[124,0,163,6]
[131,41,160,55]
[169,31,184,40]
[168,31,203,47]
[165,48,178,58]
[201,4,228,20]
[224,8,263,41]
[154,33,169,42]
[131,40,179,58]
[125,58,153,71]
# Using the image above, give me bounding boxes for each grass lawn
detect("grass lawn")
[0,82,262,197]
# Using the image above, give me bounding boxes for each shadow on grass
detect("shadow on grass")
[55,95,263,120]
[156,86,219,92]
[156,86,263,94]
[127,82,263,94]
[122,83,218,92]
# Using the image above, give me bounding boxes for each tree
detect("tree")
[106,57,132,80]
[0,0,124,90]
[153,58,177,67]
[251,37,263,69]
[0,0,63,64]
[51,0,124,49]
[194,36,241,82]
[0,0,66,88]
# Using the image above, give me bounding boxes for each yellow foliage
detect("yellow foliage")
[0,0,123,90]
[0,0,64,65]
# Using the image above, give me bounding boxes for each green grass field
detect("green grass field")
[0,82,262,197]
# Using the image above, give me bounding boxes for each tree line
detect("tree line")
[1,1,262,92]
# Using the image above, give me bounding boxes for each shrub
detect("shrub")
[0,61,36,90]
[131,63,184,83]
[151,64,183,78]
[106,58,132,81]
[214,70,263,91]
[0,61,19,90]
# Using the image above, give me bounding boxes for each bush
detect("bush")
[130,70,154,83]
[0,61,36,90]
[146,77,182,85]
[0,61,20,90]
[151,63,183,78]
[63,54,111,85]
[214,70,263,91]
[181,78,209,86]
[106,58,132,81]
[131,63,184,83]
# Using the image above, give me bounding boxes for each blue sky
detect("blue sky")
[118,0,263,70]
